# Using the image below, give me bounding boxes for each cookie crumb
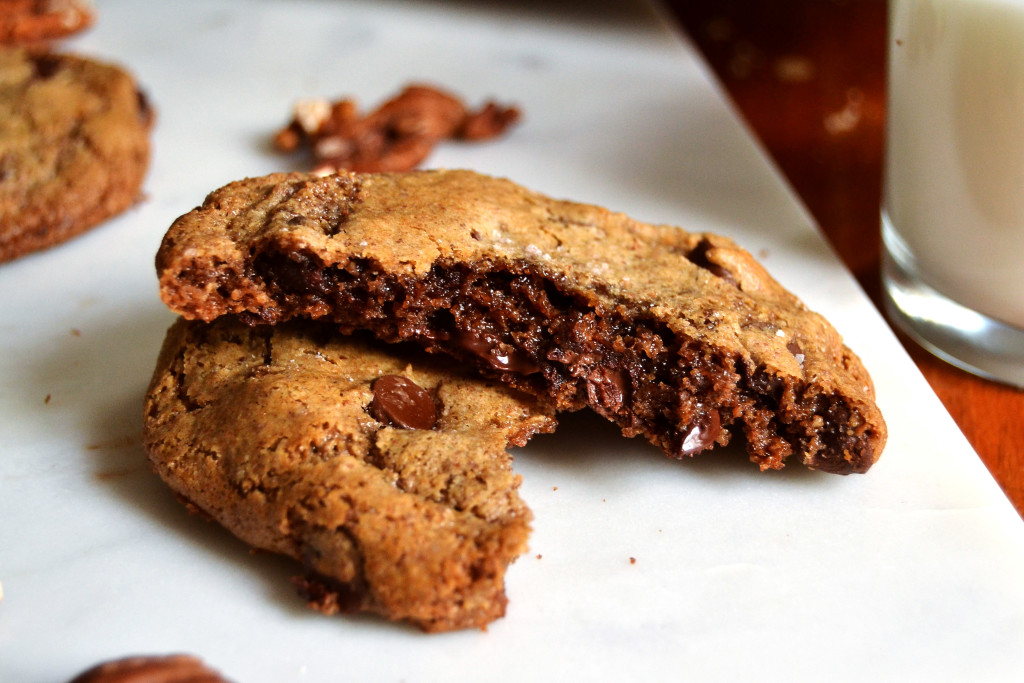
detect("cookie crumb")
[44,393,51,404]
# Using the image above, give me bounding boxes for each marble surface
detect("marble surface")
[2,1,1023,681]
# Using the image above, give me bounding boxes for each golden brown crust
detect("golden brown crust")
[143,317,555,632]
[0,48,152,263]
[155,170,885,473]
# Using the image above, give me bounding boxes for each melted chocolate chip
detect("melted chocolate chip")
[687,238,739,287]
[787,340,806,367]
[457,328,495,357]
[749,368,783,400]
[455,328,539,374]
[679,408,722,455]
[585,366,630,411]
[369,375,437,430]
[257,250,339,298]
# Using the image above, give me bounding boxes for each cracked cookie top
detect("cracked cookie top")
[158,170,865,390]
[143,317,556,632]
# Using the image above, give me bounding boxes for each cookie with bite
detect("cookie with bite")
[155,169,885,474]
[143,317,555,632]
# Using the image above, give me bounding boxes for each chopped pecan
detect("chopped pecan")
[273,84,521,174]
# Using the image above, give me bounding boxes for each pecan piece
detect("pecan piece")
[273,84,521,174]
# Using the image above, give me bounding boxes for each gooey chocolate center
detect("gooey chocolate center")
[250,250,869,472]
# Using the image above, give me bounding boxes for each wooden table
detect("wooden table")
[665,0,1024,517]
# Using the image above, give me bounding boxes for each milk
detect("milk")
[884,0,1024,328]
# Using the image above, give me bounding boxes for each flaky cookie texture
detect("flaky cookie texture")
[0,48,152,263]
[156,169,886,474]
[143,317,555,633]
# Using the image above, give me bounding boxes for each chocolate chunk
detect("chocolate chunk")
[679,408,722,456]
[687,238,739,287]
[787,340,806,367]
[585,366,630,412]
[369,375,437,430]
[455,328,539,374]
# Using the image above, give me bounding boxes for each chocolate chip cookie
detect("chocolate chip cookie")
[0,0,94,46]
[0,48,152,263]
[143,317,555,632]
[155,169,886,474]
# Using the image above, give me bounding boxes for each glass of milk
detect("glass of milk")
[882,0,1024,387]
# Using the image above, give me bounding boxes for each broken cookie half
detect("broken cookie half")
[143,317,555,632]
[156,169,886,474]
